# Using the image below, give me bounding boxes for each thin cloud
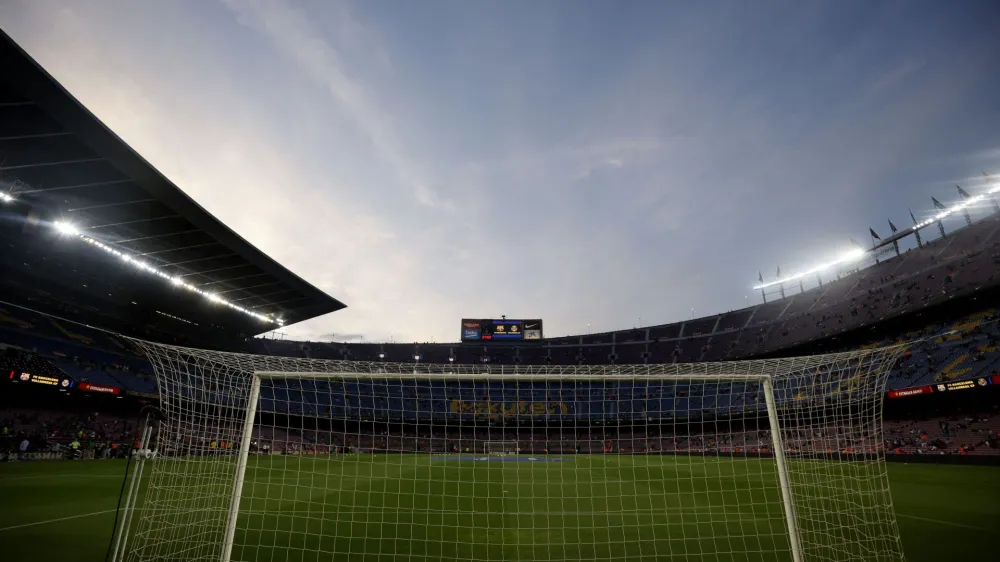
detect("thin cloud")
[869,59,926,97]
[219,0,455,213]
[1,1,998,342]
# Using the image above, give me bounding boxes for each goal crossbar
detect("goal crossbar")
[253,371,774,382]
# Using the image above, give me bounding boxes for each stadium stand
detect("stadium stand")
[2,297,999,413]
[1,24,997,470]
[0,405,138,460]
[2,289,1000,401]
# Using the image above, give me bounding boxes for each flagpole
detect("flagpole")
[956,185,972,226]
[932,197,947,239]
[888,220,900,257]
[909,208,922,247]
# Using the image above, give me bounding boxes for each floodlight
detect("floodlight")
[839,247,866,262]
[754,246,867,290]
[54,221,80,236]
[46,224,282,325]
[0,192,13,203]
[758,173,1000,292]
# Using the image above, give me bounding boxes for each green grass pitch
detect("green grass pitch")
[0,456,996,561]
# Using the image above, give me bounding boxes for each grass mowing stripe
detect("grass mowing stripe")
[2,458,997,562]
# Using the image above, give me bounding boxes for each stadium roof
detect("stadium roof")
[0,29,345,336]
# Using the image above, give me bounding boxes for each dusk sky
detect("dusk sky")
[2,0,999,343]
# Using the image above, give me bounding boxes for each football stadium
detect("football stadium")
[2,12,1000,562]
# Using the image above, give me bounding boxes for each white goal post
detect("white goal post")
[117,341,907,562]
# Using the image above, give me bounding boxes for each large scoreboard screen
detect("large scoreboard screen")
[461,319,543,342]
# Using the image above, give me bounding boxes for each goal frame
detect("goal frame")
[483,440,519,455]
[216,371,804,562]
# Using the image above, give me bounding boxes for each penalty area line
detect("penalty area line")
[0,509,117,533]
[896,513,987,531]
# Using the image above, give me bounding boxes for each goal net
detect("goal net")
[115,340,907,562]
[484,441,519,456]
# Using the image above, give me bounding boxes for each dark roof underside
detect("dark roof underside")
[0,29,345,337]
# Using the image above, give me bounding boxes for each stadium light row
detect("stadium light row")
[911,181,1000,229]
[753,248,866,290]
[754,177,1000,291]
[52,221,283,326]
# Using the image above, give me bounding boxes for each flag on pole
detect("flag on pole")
[888,219,898,233]
[758,271,763,283]
[869,228,881,240]
[776,266,781,278]
[909,208,918,225]
[956,185,971,199]
[931,197,947,210]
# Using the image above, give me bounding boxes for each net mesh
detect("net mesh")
[118,340,907,562]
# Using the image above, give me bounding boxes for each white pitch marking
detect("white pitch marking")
[896,513,987,531]
[0,509,118,533]
[1,473,123,481]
